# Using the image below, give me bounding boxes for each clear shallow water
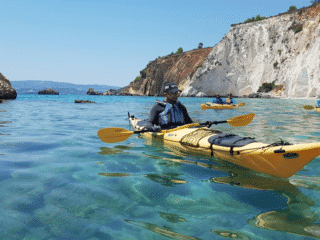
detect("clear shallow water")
[1,94,320,240]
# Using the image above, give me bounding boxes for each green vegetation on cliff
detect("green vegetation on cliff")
[244,15,266,23]
[258,81,283,93]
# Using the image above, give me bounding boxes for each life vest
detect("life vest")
[224,98,234,104]
[157,101,185,126]
[214,97,223,104]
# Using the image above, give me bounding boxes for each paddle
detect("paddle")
[303,105,316,110]
[97,113,255,143]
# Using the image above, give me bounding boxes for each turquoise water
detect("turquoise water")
[1,94,320,240]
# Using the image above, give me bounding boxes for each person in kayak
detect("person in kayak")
[317,99,320,108]
[213,93,224,104]
[148,82,193,130]
[224,93,236,105]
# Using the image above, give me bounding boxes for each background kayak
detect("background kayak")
[201,102,245,110]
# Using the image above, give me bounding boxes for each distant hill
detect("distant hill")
[10,80,121,95]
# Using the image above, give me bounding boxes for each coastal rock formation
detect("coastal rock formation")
[102,89,118,95]
[0,73,17,99]
[38,88,59,95]
[121,47,213,96]
[87,88,101,95]
[74,99,95,103]
[182,4,320,98]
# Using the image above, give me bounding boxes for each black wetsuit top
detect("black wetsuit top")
[148,101,193,129]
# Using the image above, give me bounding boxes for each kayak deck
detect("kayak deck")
[129,115,320,179]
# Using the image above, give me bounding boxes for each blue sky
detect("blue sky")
[1,0,311,87]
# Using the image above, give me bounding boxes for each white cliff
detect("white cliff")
[181,5,320,98]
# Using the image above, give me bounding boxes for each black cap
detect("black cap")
[163,82,181,94]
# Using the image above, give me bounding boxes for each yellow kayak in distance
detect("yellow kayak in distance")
[201,102,245,110]
[303,105,320,113]
[128,115,320,179]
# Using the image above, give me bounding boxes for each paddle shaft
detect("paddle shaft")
[133,129,156,134]
[210,120,227,125]
[134,120,227,133]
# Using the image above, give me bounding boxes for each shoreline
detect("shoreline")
[12,93,320,100]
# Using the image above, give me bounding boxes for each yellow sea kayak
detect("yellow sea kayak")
[201,102,245,110]
[303,105,320,112]
[128,115,320,179]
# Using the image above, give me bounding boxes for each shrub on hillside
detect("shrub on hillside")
[257,81,283,93]
[288,22,303,33]
[288,6,297,13]
[134,76,140,82]
[140,69,147,79]
[244,15,266,23]
[176,47,183,54]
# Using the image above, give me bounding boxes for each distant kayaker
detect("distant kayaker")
[317,99,320,108]
[213,94,224,104]
[224,93,236,105]
[148,82,193,130]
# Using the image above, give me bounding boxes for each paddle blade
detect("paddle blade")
[303,105,315,110]
[97,127,134,143]
[227,113,255,127]
[238,103,246,107]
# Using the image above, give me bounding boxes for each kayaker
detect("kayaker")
[213,94,224,104]
[148,82,193,130]
[317,99,320,108]
[224,93,236,105]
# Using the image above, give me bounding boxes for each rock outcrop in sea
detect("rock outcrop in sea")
[121,47,213,96]
[74,99,95,103]
[87,88,101,95]
[102,89,118,95]
[38,88,59,95]
[182,4,320,98]
[0,73,17,100]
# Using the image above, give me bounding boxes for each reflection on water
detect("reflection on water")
[101,149,320,239]
[211,229,250,240]
[144,173,188,187]
[290,175,320,190]
[98,147,125,155]
[125,219,201,240]
[159,212,187,223]
[98,172,131,177]
[98,145,134,155]
[155,155,320,239]
[210,171,320,239]
[0,119,11,155]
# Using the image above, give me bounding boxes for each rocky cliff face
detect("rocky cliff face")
[121,48,213,96]
[0,73,17,99]
[182,4,320,98]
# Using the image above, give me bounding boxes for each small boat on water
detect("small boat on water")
[201,102,245,110]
